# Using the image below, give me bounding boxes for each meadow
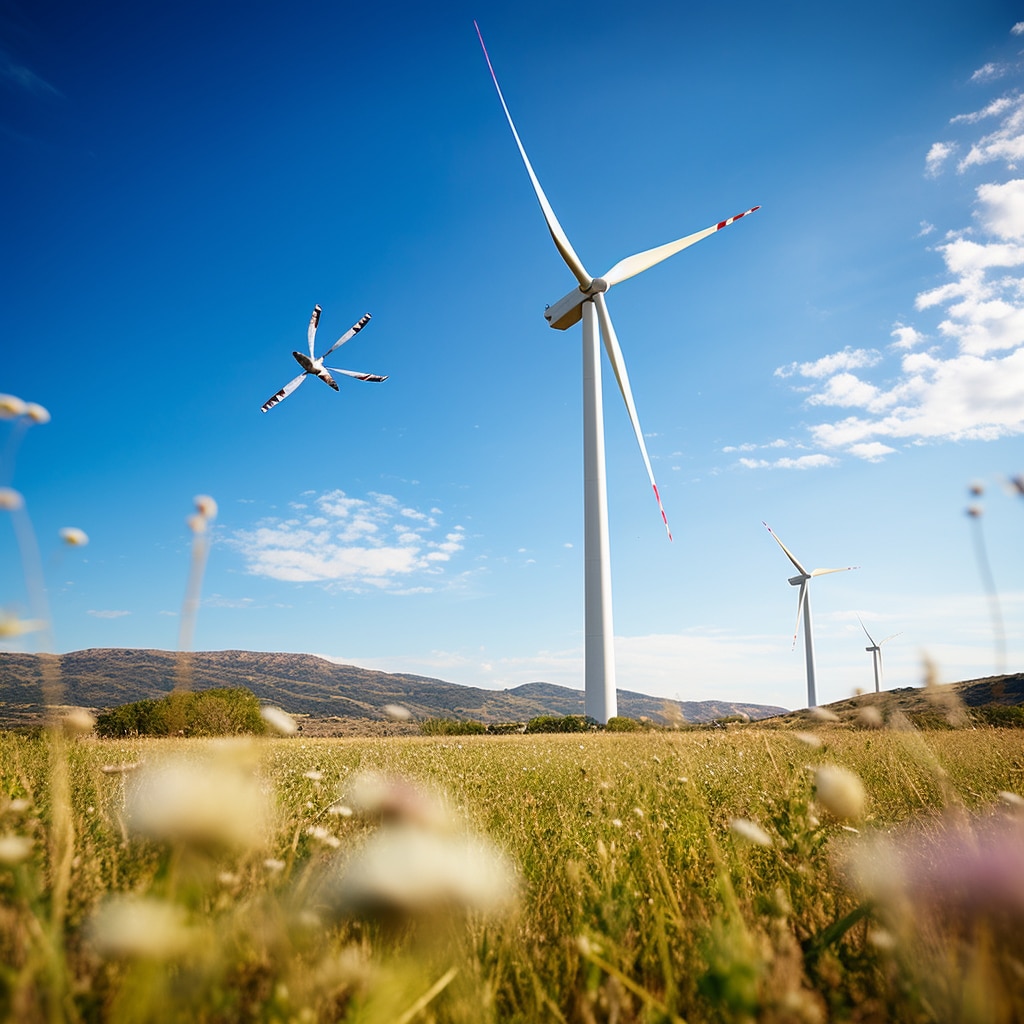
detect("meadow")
[2,722,1024,1023]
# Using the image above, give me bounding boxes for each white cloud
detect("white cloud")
[230,490,465,591]
[971,62,1009,84]
[738,454,838,471]
[925,141,956,177]
[88,609,131,619]
[768,83,1024,462]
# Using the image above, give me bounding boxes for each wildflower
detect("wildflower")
[0,488,24,511]
[344,773,451,832]
[323,825,517,919]
[23,403,50,424]
[59,527,89,547]
[126,754,270,852]
[62,708,96,734]
[88,897,192,960]
[998,791,1024,810]
[856,705,883,729]
[808,706,840,722]
[793,731,822,748]
[306,825,341,849]
[328,803,354,818]
[4,798,31,815]
[193,495,218,520]
[813,765,866,822]
[729,817,773,847]
[261,705,297,736]
[0,394,26,419]
[264,858,286,872]
[0,834,33,865]
[303,769,324,781]
[382,703,412,722]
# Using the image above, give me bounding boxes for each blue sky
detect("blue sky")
[2,0,1023,711]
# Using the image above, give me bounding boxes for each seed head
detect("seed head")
[193,494,218,520]
[0,395,26,419]
[62,708,96,735]
[59,527,89,547]
[808,706,840,722]
[382,703,412,722]
[126,754,271,852]
[23,403,50,424]
[814,765,867,821]
[0,488,24,511]
[261,705,297,736]
[793,731,822,748]
[856,705,884,729]
[88,897,192,960]
[729,817,773,847]
[0,834,33,865]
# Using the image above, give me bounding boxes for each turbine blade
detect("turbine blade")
[316,369,340,392]
[880,632,902,646]
[324,367,388,382]
[602,207,760,287]
[321,313,372,359]
[474,22,592,289]
[762,522,808,576]
[809,565,858,577]
[792,580,808,652]
[261,372,307,413]
[307,304,322,359]
[857,615,876,646]
[593,292,671,540]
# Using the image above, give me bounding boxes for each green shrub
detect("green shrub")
[971,704,1024,728]
[524,714,594,733]
[605,715,643,732]
[420,717,487,736]
[95,687,266,737]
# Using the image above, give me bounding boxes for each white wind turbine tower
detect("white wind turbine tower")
[763,523,857,708]
[477,24,759,723]
[858,616,900,693]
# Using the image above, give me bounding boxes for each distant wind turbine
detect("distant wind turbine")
[858,616,900,693]
[261,306,387,413]
[763,523,858,708]
[477,23,759,723]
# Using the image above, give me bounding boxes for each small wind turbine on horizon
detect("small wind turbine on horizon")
[261,306,387,413]
[858,616,900,693]
[763,523,858,708]
[476,23,759,723]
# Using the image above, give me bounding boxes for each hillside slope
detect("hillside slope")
[0,648,788,727]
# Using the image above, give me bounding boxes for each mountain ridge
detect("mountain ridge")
[0,648,788,727]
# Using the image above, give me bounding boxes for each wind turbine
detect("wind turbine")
[476,24,759,724]
[763,523,857,708]
[261,306,387,413]
[858,616,900,693]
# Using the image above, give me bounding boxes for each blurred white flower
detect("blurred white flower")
[793,731,822,748]
[325,824,517,919]
[0,488,24,511]
[344,772,451,831]
[856,705,884,729]
[62,708,96,735]
[261,705,297,736]
[382,703,412,722]
[809,706,840,722]
[0,395,26,419]
[88,897,192,960]
[729,817,773,847]
[59,527,89,547]
[814,765,867,822]
[126,754,270,852]
[193,495,218,520]
[0,834,33,865]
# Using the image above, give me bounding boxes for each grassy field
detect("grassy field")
[2,724,1024,1023]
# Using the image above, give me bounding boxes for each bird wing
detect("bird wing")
[321,313,372,359]
[261,372,307,413]
[324,367,388,382]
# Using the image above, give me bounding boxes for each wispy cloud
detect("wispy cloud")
[0,50,59,97]
[230,489,466,592]
[756,60,1024,465]
[88,609,131,619]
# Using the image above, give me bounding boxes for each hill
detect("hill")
[0,648,788,730]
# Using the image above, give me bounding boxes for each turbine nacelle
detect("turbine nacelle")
[788,574,808,586]
[545,278,609,331]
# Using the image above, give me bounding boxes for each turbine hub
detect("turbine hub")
[292,351,315,373]
[788,574,808,586]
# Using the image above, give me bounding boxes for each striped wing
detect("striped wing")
[261,372,307,413]
[307,305,322,359]
[324,367,388,382]
[321,313,372,359]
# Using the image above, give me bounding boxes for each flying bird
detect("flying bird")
[261,306,387,413]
